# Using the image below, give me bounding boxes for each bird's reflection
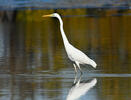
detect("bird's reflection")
[66,75,97,100]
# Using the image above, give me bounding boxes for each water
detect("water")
[0,0,130,10]
[0,1,131,100]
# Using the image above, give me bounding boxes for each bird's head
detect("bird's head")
[42,13,60,18]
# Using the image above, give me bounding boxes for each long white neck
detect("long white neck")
[56,15,69,46]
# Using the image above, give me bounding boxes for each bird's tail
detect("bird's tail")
[89,59,97,68]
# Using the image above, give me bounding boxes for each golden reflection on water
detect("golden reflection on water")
[0,8,131,100]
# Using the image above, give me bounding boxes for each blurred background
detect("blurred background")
[0,0,131,100]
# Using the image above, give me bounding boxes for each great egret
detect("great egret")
[42,13,97,74]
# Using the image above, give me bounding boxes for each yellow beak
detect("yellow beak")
[42,14,52,17]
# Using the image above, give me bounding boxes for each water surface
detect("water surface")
[0,2,131,100]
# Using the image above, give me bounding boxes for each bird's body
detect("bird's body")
[65,43,94,65]
[42,13,97,74]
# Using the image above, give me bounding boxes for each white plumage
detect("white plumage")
[42,13,97,74]
[66,78,97,100]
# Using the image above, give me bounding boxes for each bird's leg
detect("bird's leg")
[74,73,78,84]
[75,62,83,75]
[76,74,82,86]
[73,63,77,74]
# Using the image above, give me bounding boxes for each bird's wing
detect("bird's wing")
[65,44,91,64]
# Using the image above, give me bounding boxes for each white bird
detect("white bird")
[42,13,97,74]
[66,77,97,100]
